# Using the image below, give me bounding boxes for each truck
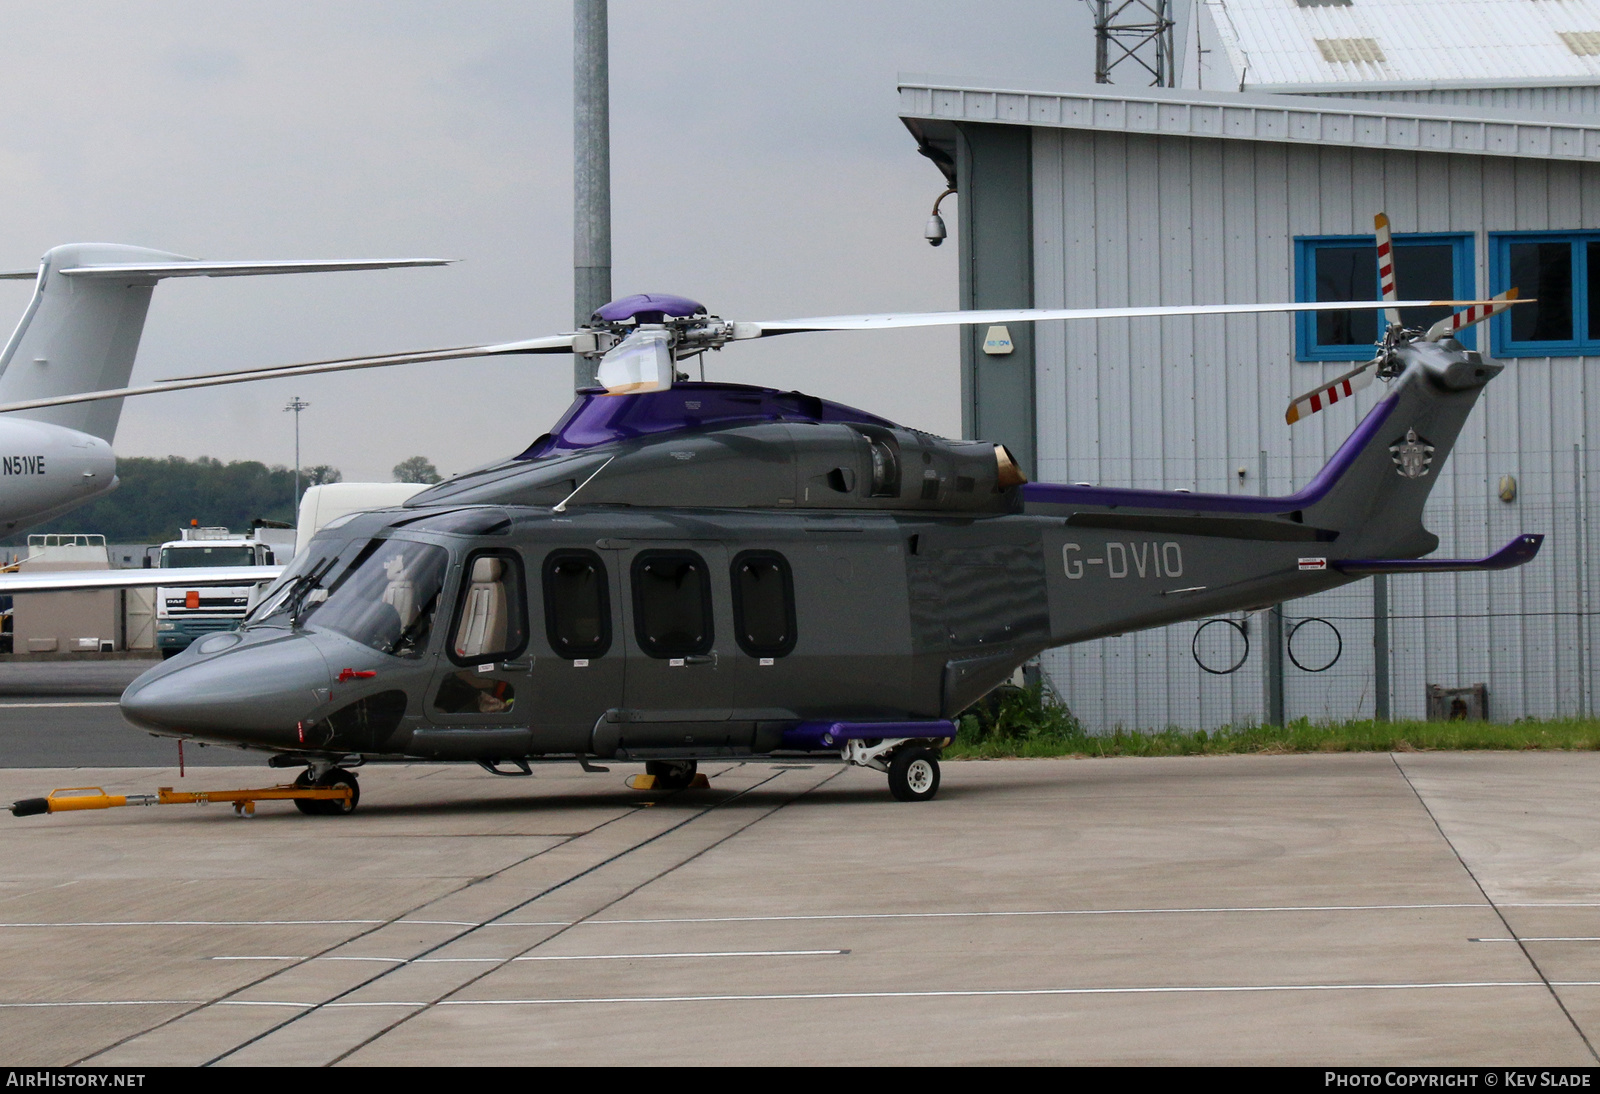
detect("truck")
[155,523,293,656]
[153,485,427,657]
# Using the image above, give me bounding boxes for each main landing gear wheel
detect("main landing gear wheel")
[645,760,698,790]
[293,768,360,816]
[888,747,940,803]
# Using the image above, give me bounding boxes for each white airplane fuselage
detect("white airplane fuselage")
[0,416,117,532]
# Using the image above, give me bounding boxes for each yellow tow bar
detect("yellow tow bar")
[9,783,352,819]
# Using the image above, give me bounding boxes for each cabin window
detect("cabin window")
[434,669,515,714]
[1490,233,1600,356]
[730,551,796,658]
[1293,233,1474,361]
[446,549,528,665]
[631,550,713,658]
[311,538,450,657]
[543,549,611,659]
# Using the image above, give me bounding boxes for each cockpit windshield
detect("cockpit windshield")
[243,538,360,626]
[306,539,450,656]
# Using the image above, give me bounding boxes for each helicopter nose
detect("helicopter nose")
[121,636,332,745]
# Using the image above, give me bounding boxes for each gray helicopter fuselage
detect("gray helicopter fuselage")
[120,343,1509,770]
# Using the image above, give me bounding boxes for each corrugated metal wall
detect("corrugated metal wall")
[1031,127,1600,730]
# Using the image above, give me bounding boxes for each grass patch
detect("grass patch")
[947,685,1600,758]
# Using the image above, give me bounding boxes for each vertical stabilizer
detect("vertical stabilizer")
[0,244,183,441]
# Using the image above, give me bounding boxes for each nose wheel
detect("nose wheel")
[293,768,360,816]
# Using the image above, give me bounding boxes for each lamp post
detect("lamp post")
[574,0,611,390]
[284,396,310,513]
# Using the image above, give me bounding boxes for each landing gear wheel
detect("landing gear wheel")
[293,767,360,815]
[887,747,940,803]
[646,760,697,790]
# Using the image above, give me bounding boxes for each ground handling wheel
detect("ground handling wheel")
[887,746,940,803]
[293,768,360,816]
[645,760,697,791]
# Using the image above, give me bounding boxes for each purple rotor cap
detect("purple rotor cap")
[591,293,706,324]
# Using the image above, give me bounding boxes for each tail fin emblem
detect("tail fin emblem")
[1390,429,1435,478]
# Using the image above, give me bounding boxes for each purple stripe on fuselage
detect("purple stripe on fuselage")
[1021,394,1399,515]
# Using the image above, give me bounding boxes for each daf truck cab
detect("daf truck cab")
[155,525,289,656]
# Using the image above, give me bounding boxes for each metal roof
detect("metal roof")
[897,78,1600,162]
[1195,0,1600,91]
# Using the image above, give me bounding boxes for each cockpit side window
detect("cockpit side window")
[446,549,528,666]
[543,550,611,660]
[311,539,450,657]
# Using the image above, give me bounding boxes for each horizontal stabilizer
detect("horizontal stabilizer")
[0,566,281,595]
[1332,534,1542,575]
[59,258,449,280]
[0,270,35,280]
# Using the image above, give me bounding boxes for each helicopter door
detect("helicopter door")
[527,547,626,753]
[426,549,531,725]
[620,546,732,725]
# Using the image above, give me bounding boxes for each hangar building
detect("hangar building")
[900,0,1600,730]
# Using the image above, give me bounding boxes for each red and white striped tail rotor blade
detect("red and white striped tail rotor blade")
[1285,360,1378,425]
[1374,212,1400,327]
[1424,287,1520,343]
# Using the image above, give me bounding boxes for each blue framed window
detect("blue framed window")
[1489,232,1600,357]
[1294,233,1475,361]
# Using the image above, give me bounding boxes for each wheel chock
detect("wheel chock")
[625,773,711,791]
[10,783,353,818]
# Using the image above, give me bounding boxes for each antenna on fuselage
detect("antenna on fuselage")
[553,455,616,513]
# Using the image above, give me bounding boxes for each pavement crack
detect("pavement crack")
[1389,753,1600,1063]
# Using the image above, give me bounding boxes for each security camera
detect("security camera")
[925,213,947,247]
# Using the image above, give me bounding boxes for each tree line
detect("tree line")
[6,456,329,545]
[5,453,445,546]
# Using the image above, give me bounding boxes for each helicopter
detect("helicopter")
[0,216,1540,808]
[0,243,444,535]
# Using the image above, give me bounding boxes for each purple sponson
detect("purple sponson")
[515,382,896,460]
[1023,393,1400,516]
[780,720,957,751]
[1334,534,1543,575]
[591,293,706,324]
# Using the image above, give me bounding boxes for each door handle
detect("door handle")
[683,654,715,666]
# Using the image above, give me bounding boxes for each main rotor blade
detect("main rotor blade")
[0,335,578,415]
[747,298,1514,336]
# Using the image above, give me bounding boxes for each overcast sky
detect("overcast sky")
[0,2,1180,482]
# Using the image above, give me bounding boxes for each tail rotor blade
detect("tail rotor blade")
[1425,287,1520,342]
[1374,212,1401,328]
[1285,360,1378,425]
